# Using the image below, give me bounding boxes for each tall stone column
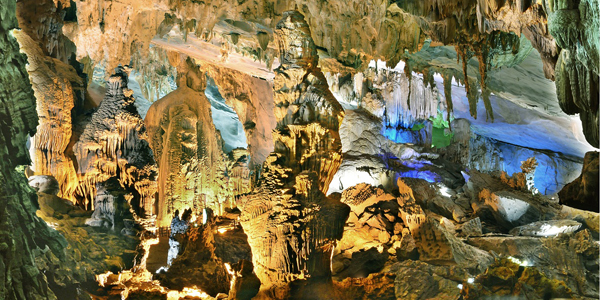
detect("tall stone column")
[239,10,349,299]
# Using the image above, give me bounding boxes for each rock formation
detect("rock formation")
[74,69,157,216]
[548,0,599,147]
[239,11,349,298]
[0,1,82,298]
[14,30,82,202]
[145,56,255,226]
[4,0,600,299]
[145,84,225,226]
[559,151,600,212]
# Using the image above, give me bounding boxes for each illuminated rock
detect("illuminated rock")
[145,80,234,226]
[85,178,134,230]
[158,216,232,297]
[14,30,81,202]
[393,260,468,300]
[397,178,493,271]
[459,218,483,238]
[509,220,582,237]
[28,175,60,195]
[334,184,400,277]
[74,68,158,215]
[0,1,82,297]
[239,11,349,297]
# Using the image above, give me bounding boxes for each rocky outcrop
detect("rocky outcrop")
[144,54,260,225]
[158,216,232,297]
[74,69,157,216]
[133,44,277,167]
[239,11,349,298]
[397,179,493,272]
[559,151,599,212]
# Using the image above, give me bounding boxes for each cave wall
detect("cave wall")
[0,0,80,298]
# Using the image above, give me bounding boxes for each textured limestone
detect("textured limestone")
[158,217,232,297]
[238,11,350,298]
[392,260,467,300]
[548,0,600,146]
[461,257,575,299]
[0,1,82,298]
[559,151,599,212]
[145,83,229,226]
[509,219,582,237]
[74,69,158,215]
[14,30,82,202]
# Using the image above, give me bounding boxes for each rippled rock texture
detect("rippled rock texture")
[0,1,83,298]
[74,69,158,215]
[238,11,350,298]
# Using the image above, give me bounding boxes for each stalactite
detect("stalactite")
[74,69,157,215]
[239,11,349,298]
[442,72,454,130]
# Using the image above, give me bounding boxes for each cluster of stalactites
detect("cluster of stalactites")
[548,0,599,146]
[74,70,157,214]
[239,11,349,296]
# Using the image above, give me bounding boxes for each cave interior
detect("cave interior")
[0,0,599,299]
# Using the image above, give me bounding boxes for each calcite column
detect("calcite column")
[13,30,81,202]
[74,69,158,217]
[239,11,349,298]
[145,81,226,227]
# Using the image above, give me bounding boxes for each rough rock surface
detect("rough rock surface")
[158,217,232,297]
[239,11,350,298]
[559,151,600,212]
[74,69,158,215]
[0,1,83,298]
[145,82,228,226]
[14,30,82,202]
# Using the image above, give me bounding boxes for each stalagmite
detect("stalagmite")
[145,79,232,227]
[14,30,81,202]
[239,11,350,298]
[74,68,157,216]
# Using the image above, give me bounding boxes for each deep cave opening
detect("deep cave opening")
[204,75,248,153]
